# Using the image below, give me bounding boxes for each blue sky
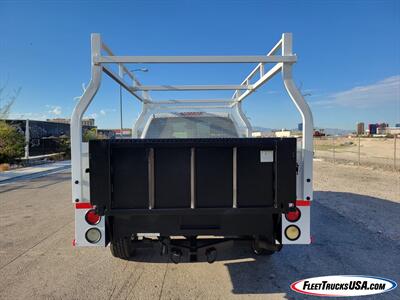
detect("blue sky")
[0,0,399,130]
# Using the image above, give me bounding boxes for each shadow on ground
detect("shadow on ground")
[0,171,70,194]
[125,191,400,299]
[315,191,400,241]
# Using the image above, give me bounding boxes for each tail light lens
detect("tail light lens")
[285,225,301,241]
[85,209,101,225]
[85,228,102,243]
[285,207,301,222]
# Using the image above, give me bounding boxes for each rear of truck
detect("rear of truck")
[71,32,313,263]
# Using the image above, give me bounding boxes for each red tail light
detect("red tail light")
[285,207,301,222]
[85,209,101,225]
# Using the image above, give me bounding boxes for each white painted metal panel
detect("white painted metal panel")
[281,205,311,244]
[96,55,297,64]
[74,207,106,247]
[81,142,90,202]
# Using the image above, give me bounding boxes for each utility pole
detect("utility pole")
[358,135,361,166]
[394,135,397,171]
[118,64,123,138]
[24,119,30,160]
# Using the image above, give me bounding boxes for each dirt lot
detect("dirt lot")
[314,137,399,171]
[0,161,399,299]
[314,159,400,241]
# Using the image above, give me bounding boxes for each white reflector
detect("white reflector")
[85,228,101,243]
[285,225,301,241]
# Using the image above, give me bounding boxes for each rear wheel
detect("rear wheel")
[110,237,136,260]
[252,237,276,256]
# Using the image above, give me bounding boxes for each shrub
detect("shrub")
[47,153,65,161]
[0,163,10,171]
[57,135,71,159]
[83,128,107,142]
[83,128,98,142]
[0,121,25,163]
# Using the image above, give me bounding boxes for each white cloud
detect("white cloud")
[47,105,62,115]
[313,75,400,108]
[85,109,116,120]
[98,108,116,117]
[264,90,279,95]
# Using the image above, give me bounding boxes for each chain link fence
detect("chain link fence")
[313,136,399,172]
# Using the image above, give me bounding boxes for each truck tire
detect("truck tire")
[110,238,136,260]
[252,237,276,256]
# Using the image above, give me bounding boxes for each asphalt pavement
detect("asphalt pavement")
[0,168,399,300]
[0,160,70,183]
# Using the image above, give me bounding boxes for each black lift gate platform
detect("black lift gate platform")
[89,138,296,243]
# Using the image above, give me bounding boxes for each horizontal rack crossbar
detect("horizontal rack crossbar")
[151,105,231,109]
[95,55,296,64]
[149,99,234,104]
[131,85,252,91]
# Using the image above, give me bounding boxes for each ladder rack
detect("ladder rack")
[70,33,314,207]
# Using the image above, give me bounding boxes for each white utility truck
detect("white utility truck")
[71,33,313,263]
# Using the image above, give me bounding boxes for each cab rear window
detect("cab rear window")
[145,116,238,138]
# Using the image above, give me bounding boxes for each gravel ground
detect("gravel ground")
[314,159,400,241]
[0,162,399,300]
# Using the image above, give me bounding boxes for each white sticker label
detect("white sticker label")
[260,150,274,162]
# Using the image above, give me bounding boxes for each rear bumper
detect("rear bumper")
[109,209,280,240]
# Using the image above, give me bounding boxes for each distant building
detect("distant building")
[252,131,262,137]
[97,128,132,139]
[275,130,291,138]
[386,127,400,135]
[114,128,132,137]
[4,119,94,156]
[298,123,303,131]
[313,129,325,137]
[379,122,388,128]
[377,123,389,135]
[82,118,95,126]
[368,124,378,135]
[356,122,364,135]
[47,118,95,126]
[395,123,400,128]
[46,118,71,124]
[96,129,116,139]
[6,119,69,138]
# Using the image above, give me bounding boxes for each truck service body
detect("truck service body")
[71,33,314,262]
